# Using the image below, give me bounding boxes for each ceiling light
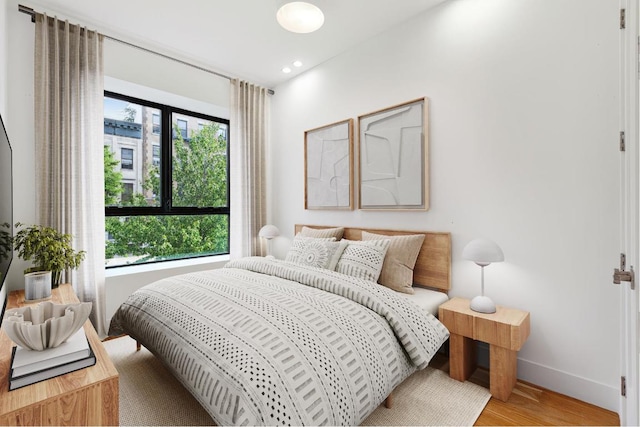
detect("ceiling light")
[293,60,303,67]
[277,1,324,34]
[282,67,292,73]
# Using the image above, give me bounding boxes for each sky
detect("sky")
[104,97,142,122]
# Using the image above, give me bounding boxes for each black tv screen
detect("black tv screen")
[0,113,12,290]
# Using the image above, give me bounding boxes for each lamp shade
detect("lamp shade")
[259,224,280,239]
[462,238,504,266]
[277,1,324,33]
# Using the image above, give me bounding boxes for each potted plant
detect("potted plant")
[13,222,86,289]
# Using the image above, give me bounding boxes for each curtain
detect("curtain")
[34,14,107,336]
[230,80,270,258]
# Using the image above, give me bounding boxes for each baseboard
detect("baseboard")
[518,357,618,413]
[476,343,618,413]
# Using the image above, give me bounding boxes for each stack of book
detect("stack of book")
[8,327,96,391]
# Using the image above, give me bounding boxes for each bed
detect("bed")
[108,225,452,425]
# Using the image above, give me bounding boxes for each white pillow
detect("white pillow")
[335,239,391,282]
[285,235,345,270]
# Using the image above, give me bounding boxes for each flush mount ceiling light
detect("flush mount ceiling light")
[277,1,324,34]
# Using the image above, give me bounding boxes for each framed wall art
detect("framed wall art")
[358,97,428,210]
[304,119,354,210]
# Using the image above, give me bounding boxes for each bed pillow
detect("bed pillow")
[362,231,425,294]
[285,235,346,270]
[300,226,345,240]
[335,239,391,282]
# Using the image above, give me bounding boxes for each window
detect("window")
[103,92,230,268]
[122,183,134,203]
[152,114,160,134]
[177,119,188,139]
[152,144,160,167]
[121,148,134,170]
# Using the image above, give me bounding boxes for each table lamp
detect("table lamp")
[462,238,504,314]
[258,224,280,257]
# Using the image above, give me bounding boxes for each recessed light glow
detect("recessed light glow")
[293,60,303,67]
[282,67,292,73]
[276,2,324,34]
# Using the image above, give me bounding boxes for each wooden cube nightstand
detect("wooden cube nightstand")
[0,284,119,425]
[438,297,530,401]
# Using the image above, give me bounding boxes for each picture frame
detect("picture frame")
[304,119,354,210]
[358,97,428,210]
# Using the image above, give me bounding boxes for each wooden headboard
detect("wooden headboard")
[294,225,451,292]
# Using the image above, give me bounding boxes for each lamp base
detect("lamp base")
[470,295,496,314]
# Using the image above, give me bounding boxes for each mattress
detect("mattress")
[398,287,449,316]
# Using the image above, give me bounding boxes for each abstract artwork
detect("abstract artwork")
[305,119,354,210]
[358,98,428,210]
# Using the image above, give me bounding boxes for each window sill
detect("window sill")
[105,254,230,278]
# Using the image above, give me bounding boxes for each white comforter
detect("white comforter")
[109,257,449,426]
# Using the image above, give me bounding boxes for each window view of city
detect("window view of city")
[104,94,230,267]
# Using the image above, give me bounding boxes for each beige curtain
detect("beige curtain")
[230,80,270,258]
[34,14,107,336]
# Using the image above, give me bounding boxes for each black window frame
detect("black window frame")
[105,91,231,255]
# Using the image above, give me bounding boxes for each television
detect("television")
[0,113,13,291]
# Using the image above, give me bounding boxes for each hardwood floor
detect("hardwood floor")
[430,353,620,426]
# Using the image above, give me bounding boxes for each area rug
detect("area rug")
[104,336,490,426]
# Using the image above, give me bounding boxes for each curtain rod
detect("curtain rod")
[18,4,275,95]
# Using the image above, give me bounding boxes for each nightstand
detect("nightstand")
[0,284,119,425]
[438,297,530,401]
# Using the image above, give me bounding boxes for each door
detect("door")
[620,1,639,425]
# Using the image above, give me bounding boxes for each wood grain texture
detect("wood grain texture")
[0,284,119,426]
[439,297,530,402]
[449,334,476,381]
[439,297,530,350]
[294,224,451,291]
[489,345,518,402]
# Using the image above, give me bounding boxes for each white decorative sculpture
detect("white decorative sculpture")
[2,301,92,350]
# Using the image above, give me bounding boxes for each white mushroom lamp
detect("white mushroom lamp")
[259,224,280,257]
[462,238,504,314]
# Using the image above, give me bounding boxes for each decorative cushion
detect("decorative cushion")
[362,231,425,294]
[285,235,346,270]
[335,239,391,282]
[300,226,345,240]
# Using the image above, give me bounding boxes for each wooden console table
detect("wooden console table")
[0,284,119,425]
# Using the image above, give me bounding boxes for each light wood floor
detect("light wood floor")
[429,353,620,426]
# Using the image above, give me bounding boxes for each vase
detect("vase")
[24,270,52,301]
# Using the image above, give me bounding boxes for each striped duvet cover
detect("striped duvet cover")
[109,257,449,426]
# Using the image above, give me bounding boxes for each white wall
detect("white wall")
[5,0,36,291]
[271,0,620,412]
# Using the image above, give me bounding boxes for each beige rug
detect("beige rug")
[104,336,490,426]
